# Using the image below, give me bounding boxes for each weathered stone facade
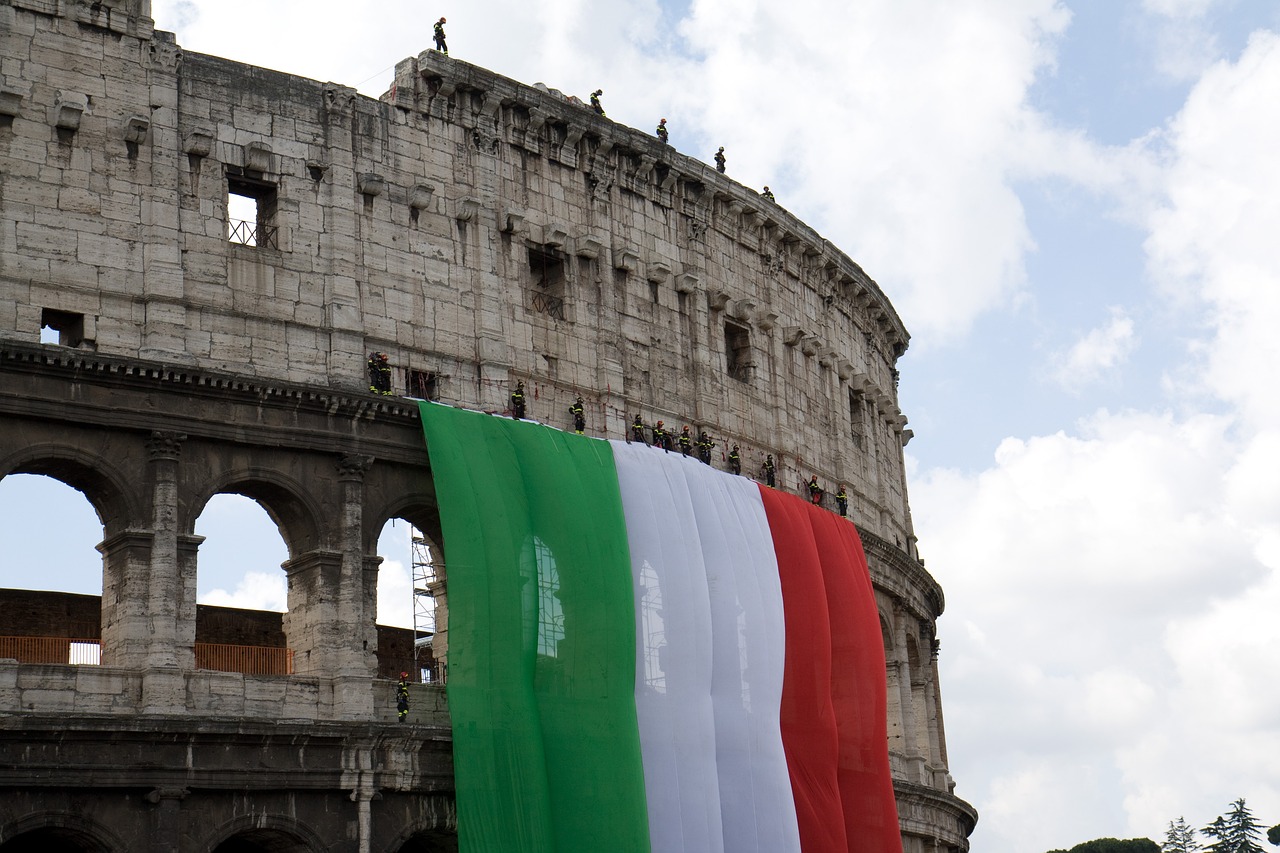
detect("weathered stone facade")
[0,0,976,850]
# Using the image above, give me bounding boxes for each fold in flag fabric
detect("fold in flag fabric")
[419,402,903,853]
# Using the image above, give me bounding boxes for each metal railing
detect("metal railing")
[0,637,293,675]
[227,218,279,249]
[194,643,294,675]
[532,290,566,320]
[0,636,100,665]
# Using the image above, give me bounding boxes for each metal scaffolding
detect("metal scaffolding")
[411,528,441,682]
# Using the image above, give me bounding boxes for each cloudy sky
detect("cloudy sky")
[3,0,1280,849]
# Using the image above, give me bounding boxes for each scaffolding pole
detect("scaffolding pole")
[411,528,440,682]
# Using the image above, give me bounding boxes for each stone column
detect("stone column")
[884,658,907,764]
[427,559,448,677]
[895,610,926,785]
[141,430,187,713]
[98,530,155,668]
[282,548,343,677]
[146,786,188,853]
[174,533,205,671]
[334,455,376,718]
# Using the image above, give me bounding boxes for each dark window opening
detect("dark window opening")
[226,172,279,249]
[725,321,753,383]
[407,369,438,400]
[529,245,567,321]
[40,308,85,347]
[648,281,659,303]
[850,389,864,448]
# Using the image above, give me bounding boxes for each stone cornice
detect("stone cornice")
[0,341,430,465]
[893,779,979,847]
[861,529,946,620]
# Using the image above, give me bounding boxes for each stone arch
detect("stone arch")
[377,798,458,853]
[367,491,447,682]
[199,814,326,853]
[0,811,123,853]
[365,492,442,558]
[878,607,894,653]
[0,442,143,533]
[188,468,324,559]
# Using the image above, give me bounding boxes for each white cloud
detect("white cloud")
[1052,307,1138,391]
[376,558,414,629]
[198,571,287,612]
[916,24,1280,848]
[1146,30,1280,431]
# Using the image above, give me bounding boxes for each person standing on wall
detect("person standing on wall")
[652,420,668,451]
[570,396,585,434]
[762,454,776,487]
[510,381,526,419]
[368,352,392,395]
[433,17,448,54]
[397,671,410,722]
[697,430,714,464]
[835,485,848,517]
[728,444,741,475]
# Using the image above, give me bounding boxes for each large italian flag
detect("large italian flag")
[420,401,902,853]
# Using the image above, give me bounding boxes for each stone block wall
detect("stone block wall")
[0,1,917,549]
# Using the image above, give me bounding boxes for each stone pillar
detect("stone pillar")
[174,533,204,671]
[342,740,377,853]
[282,548,343,677]
[428,560,448,676]
[928,650,952,790]
[333,455,375,718]
[98,530,155,668]
[146,786,188,853]
[141,431,187,712]
[884,658,907,762]
[895,611,926,784]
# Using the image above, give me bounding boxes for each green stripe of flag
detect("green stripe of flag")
[419,402,651,853]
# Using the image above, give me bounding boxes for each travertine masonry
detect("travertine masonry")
[0,1,974,850]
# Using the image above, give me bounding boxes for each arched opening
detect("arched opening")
[192,493,291,675]
[373,519,443,684]
[209,828,311,853]
[0,473,105,665]
[393,829,458,853]
[0,827,107,853]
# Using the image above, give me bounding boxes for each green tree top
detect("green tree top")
[1046,839,1160,853]
[1165,817,1201,853]
[1202,798,1264,853]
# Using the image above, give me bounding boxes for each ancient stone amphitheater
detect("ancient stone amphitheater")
[0,1,976,850]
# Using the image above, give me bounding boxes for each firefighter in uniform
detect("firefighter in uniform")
[678,426,693,457]
[808,476,824,507]
[433,17,448,54]
[368,352,392,395]
[714,147,726,173]
[652,420,669,451]
[728,444,741,475]
[763,454,776,487]
[632,414,647,443]
[510,381,526,419]
[835,485,849,517]
[656,118,669,144]
[397,671,410,722]
[570,396,585,434]
[590,89,605,116]
[697,430,714,464]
